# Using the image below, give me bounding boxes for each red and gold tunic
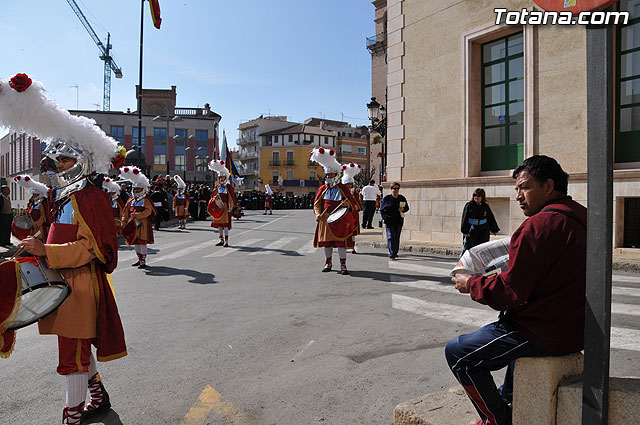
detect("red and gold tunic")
[313,183,360,249]
[208,184,236,229]
[173,192,190,219]
[121,196,156,245]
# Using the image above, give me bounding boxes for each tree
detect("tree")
[353,166,376,189]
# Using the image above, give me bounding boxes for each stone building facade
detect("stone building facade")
[373,0,640,249]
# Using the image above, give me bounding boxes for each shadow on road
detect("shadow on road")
[348,269,453,285]
[142,266,217,284]
[83,408,123,424]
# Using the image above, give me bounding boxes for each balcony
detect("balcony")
[366,32,386,54]
[239,166,258,176]
[237,151,258,160]
[269,160,281,166]
[237,136,259,146]
[282,179,319,188]
[308,161,318,167]
[284,160,295,166]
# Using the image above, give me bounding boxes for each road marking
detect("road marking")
[390,275,462,295]
[180,385,257,425]
[234,214,290,238]
[147,240,212,264]
[248,236,297,256]
[392,294,640,352]
[296,239,316,255]
[118,240,191,263]
[390,260,640,297]
[388,260,452,277]
[204,238,263,258]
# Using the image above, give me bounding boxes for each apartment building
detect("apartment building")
[258,124,336,197]
[237,116,295,191]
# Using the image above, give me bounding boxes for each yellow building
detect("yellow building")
[258,124,337,197]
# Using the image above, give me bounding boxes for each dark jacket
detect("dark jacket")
[380,194,409,227]
[467,196,587,354]
[460,201,500,250]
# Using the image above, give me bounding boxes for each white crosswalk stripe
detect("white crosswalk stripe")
[296,240,316,255]
[146,240,212,264]
[203,238,263,258]
[248,237,297,256]
[392,294,640,352]
[118,240,192,263]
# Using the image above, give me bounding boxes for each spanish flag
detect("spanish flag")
[148,0,162,29]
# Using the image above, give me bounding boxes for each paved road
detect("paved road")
[1,210,639,424]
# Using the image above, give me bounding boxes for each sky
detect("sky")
[0,0,374,149]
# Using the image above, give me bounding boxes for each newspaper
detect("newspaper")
[450,237,510,276]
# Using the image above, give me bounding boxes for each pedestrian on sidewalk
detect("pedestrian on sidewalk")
[361,179,380,229]
[0,183,14,246]
[380,182,409,259]
[447,155,587,425]
[460,188,500,255]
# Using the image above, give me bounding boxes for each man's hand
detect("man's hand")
[315,213,327,222]
[340,199,348,207]
[451,273,472,294]
[18,236,46,257]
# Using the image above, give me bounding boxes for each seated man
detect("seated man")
[447,155,587,425]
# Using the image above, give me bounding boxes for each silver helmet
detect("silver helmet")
[42,139,91,189]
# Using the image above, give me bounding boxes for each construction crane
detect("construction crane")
[66,0,123,111]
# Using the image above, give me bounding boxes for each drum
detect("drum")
[208,196,225,220]
[6,257,69,330]
[326,206,356,239]
[11,215,34,240]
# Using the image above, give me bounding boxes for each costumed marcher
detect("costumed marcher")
[0,72,127,424]
[172,175,190,229]
[207,160,236,247]
[310,148,360,275]
[119,166,156,269]
[102,177,125,233]
[12,174,50,242]
[264,184,273,215]
[231,200,243,220]
[341,163,362,254]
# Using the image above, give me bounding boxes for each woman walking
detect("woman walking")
[460,188,500,255]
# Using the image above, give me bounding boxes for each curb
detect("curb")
[357,239,640,273]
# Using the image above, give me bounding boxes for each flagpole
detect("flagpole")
[137,0,144,172]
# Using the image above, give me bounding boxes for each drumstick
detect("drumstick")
[10,230,42,260]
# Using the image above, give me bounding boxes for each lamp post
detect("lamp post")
[367,97,386,183]
[177,135,194,183]
[153,115,182,179]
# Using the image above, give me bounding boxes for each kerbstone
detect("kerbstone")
[512,353,584,425]
[556,377,640,425]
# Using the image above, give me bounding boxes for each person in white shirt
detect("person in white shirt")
[360,179,381,229]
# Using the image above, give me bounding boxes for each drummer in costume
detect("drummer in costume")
[12,174,50,242]
[264,184,274,215]
[0,73,127,425]
[341,163,362,254]
[102,177,125,233]
[119,166,156,269]
[310,148,360,275]
[172,175,190,229]
[207,160,236,247]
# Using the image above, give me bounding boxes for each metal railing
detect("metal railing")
[269,160,280,166]
[237,151,258,160]
[366,32,385,48]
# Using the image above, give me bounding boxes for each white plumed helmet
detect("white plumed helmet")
[13,175,48,198]
[341,162,362,184]
[118,166,149,200]
[174,175,186,190]
[208,159,230,183]
[102,177,121,200]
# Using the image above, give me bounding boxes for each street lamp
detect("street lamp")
[177,135,194,182]
[367,96,387,183]
[153,115,182,178]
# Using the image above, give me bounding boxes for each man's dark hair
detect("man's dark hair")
[369,179,375,184]
[512,155,569,195]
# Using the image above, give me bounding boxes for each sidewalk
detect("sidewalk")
[356,227,640,274]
